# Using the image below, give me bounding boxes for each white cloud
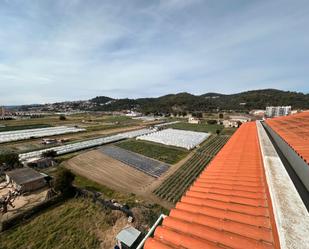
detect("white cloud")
[0,0,308,105]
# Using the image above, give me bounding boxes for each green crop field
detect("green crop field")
[221,127,237,135]
[116,139,189,164]
[154,135,230,203]
[168,122,223,134]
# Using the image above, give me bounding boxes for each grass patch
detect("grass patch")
[73,174,138,207]
[85,123,136,132]
[116,139,189,164]
[221,127,237,135]
[168,122,223,134]
[0,124,52,132]
[0,198,109,249]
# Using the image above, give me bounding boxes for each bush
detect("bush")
[59,115,66,121]
[0,151,20,168]
[52,168,75,195]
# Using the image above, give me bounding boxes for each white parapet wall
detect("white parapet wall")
[256,121,309,249]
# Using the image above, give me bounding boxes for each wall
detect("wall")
[22,178,47,192]
[262,122,309,192]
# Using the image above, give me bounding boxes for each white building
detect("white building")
[266,106,291,117]
[188,117,201,124]
[223,120,239,128]
[228,115,251,123]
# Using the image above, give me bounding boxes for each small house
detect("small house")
[223,120,239,128]
[188,117,201,124]
[5,167,46,192]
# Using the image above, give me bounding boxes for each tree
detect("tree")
[59,114,66,120]
[52,168,75,195]
[216,129,221,135]
[0,151,20,168]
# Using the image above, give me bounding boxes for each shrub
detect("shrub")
[52,168,75,195]
[0,151,20,168]
[59,115,66,120]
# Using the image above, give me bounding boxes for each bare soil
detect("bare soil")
[65,150,155,195]
[65,147,196,209]
[0,184,48,222]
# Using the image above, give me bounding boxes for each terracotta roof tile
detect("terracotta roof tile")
[144,122,280,249]
[265,111,309,164]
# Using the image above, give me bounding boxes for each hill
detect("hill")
[90,89,309,113]
[15,89,308,113]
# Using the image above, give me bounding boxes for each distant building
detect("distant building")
[125,111,142,117]
[229,115,251,123]
[5,167,46,192]
[250,109,266,117]
[223,120,239,128]
[266,106,291,117]
[188,117,201,124]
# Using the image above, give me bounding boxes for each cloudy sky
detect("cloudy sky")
[0,0,308,105]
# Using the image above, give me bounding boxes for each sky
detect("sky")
[0,0,308,105]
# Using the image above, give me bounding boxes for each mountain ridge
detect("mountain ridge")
[89,89,309,113]
[17,89,309,113]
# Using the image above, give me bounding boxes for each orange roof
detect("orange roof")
[265,112,309,164]
[144,122,280,249]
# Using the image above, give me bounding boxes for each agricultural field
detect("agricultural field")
[168,121,223,134]
[0,114,144,136]
[0,126,85,144]
[153,135,230,203]
[1,199,107,249]
[65,150,155,195]
[221,127,237,135]
[0,123,142,154]
[0,195,166,249]
[116,139,189,164]
[137,128,209,150]
[0,124,52,132]
[99,146,170,178]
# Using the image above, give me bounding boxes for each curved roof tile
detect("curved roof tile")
[265,111,309,164]
[144,122,280,249]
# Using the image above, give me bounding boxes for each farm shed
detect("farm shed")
[5,167,46,192]
[26,157,56,168]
